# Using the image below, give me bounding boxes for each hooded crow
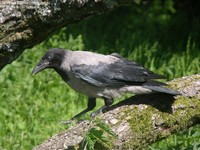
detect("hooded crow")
[32,48,180,124]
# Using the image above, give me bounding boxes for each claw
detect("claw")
[60,119,75,125]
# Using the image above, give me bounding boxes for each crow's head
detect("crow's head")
[32,48,66,75]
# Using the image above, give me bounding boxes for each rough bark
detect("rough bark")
[33,74,200,150]
[0,0,138,70]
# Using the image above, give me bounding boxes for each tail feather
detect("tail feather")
[144,85,181,95]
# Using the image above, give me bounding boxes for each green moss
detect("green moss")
[124,106,155,149]
[120,96,200,149]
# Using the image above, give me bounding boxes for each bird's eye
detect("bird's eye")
[46,55,52,61]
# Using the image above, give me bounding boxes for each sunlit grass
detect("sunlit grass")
[149,124,200,150]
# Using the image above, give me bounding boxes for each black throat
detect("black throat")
[54,68,69,82]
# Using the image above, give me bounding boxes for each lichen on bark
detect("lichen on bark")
[0,0,136,70]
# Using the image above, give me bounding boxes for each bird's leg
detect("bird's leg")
[61,97,96,125]
[90,98,114,118]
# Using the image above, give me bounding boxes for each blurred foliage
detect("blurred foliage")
[0,0,200,149]
[80,119,117,150]
[149,124,200,150]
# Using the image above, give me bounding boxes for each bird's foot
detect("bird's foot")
[60,119,75,125]
[90,105,108,118]
[90,110,101,118]
[60,118,89,125]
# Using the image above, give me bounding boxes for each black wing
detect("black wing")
[71,58,165,88]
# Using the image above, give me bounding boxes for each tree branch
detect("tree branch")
[0,0,138,70]
[33,74,200,150]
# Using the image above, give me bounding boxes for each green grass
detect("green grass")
[149,124,200,150]
[0,1,200,149]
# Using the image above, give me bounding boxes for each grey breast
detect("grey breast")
[59,51,120,97]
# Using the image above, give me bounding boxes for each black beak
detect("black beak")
[32,62,49,75]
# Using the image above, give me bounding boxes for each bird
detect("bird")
[32,48,180,124]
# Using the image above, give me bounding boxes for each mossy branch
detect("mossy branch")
[33,74,200,150]
[0,0,139,70]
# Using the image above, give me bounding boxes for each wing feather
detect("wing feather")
[71,55,165,87]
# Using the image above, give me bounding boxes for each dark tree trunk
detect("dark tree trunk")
[0,0,138,70]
